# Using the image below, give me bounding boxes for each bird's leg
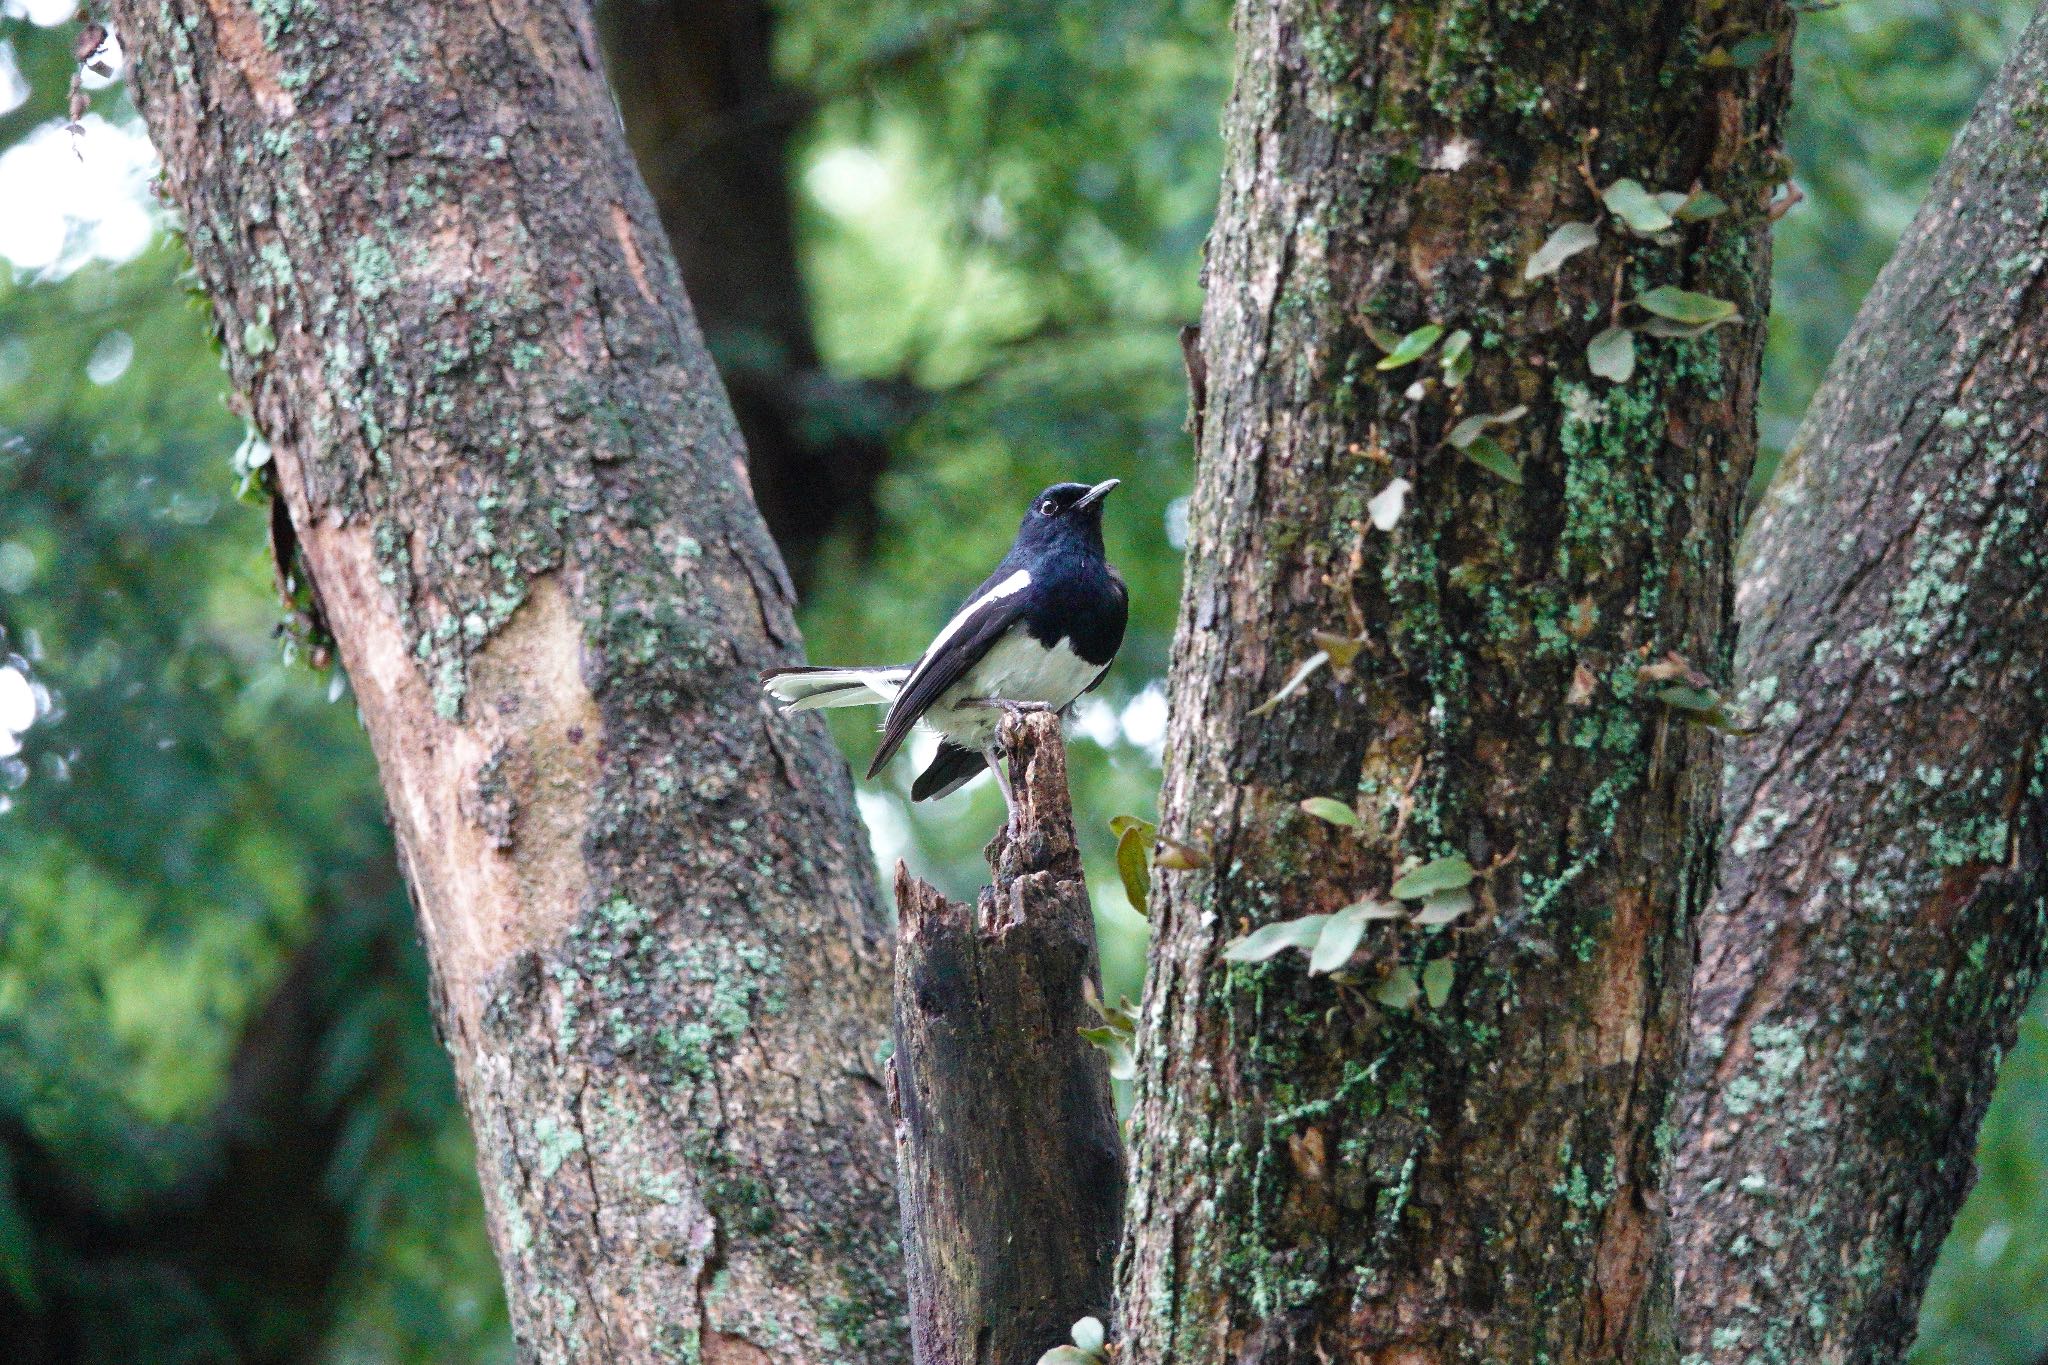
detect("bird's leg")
[985,745,1018,832]
[962,698,1051,836]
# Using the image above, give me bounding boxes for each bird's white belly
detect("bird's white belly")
[921,632,1104,750]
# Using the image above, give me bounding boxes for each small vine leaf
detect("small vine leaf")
[1376,323,1444,371]
[1463,436,1522,485]
[1372,964,1422,1011]
[1636,286,1738,327]
[1729,32,1775,68]
[1115,823,1151,915]
[1655,190,1689,216]
[1391,854,1477,900]
[1602,178,1675,234]
[1309,630,1366,673]
[1036,1347,1101,1365]
[1524,220,1600,280]
[1076,1027,1136,1081]
[1637,310,1743,340]
[1412,886,1475,926]
[1108,814,1158,839]
[1444,404,1528,449]
[1439,328,1474,387]
[1300,797,1361,828]
[1071,1318,1107,1354]
[1361,317,1401,353]
[1674,189,1730,222]
[1310,901,1376,974]
[1368,477,1411,531]
[1154,836,1211,870]
[1223,913,1332,963]
[1249,650,1329,716]
[1655,684,1721,712]
[1422,958,1456,1009]
[1587,326,1636,383]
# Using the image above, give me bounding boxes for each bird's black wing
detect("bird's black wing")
[867,568,1033,778]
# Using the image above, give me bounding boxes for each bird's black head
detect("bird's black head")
[1015,479,1119,554]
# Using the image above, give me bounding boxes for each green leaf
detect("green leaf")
[1071,1318,1107,1354]
[1154,836,1211,870]
[1412,886,1474,926]
[1587,326,1636,383]
[1673,189,1730,222]
[1309,630,1366,673]
[1439,328,1474,387]
[1444,404,1528,450]
[1656,683,1722,713]
[1376,323,1444,371]
[1222,914,1330,963]
[1036,1348,1101,1365]
[1115,823,1151,915]
[1463,436,1522,485]
[1076,1027,1136,1081]
[1422,958,1455,1009]
[1728,33,1775,68]
[1371,965,1422,1011]
[1601,178,1674,234]
[1309,901,1367,974]
[1524,220,1600,280]
[1108,814,1157,839]
[1300,797,1360,828]
[1390,855,1477,900]
[1248,650,1329,717]
[1636,286,1738,327]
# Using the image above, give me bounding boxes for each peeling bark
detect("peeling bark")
[1671,13,2048,1360]
[103,1,903,1358]
[1115,2,1790,1359]
[890,711,1125,1365]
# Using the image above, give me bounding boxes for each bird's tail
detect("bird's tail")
[761,664,911,712]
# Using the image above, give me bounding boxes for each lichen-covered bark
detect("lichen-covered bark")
[1670,15,2048,1360]
[890,712,1124,1365]
[1116,3,1790,1359]
[595,0,902,589]
[104,2,903,1359]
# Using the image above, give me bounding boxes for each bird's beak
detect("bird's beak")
[1074,478,1121,511]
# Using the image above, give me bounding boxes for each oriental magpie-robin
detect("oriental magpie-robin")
[762,479,1128,817]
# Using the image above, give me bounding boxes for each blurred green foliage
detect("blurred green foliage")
[0,0,2040,1358]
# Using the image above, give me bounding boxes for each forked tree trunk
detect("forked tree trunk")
[1671,12,2048,1359]
[1116,2,1790,1359]
[103,1,903,1359]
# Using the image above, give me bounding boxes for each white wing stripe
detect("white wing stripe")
[900,569,1031,699]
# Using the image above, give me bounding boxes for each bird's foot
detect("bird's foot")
[961,697,1056,721]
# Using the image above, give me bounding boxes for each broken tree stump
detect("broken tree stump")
[889,708,1126,1365]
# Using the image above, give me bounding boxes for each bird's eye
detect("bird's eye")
[1038,499,1058,516]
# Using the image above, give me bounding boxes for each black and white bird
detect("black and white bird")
[762,479,1128,816]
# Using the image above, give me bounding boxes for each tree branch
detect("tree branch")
[1672,12,2048,1358]
[890,711,1124,1365]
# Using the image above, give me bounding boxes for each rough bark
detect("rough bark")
[1115,3,1790,1360]
[1671,14,2048,1360]
[103,2,903,1359]
[595,0,904,590]
[889,711,1125,1365]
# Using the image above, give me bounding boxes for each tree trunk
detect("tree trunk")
[104,2,903,1359]
[1671,12,2048,1359]
[595,0,905,591]
[1116,3,1790,1359]
[890,711,1124,1365]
